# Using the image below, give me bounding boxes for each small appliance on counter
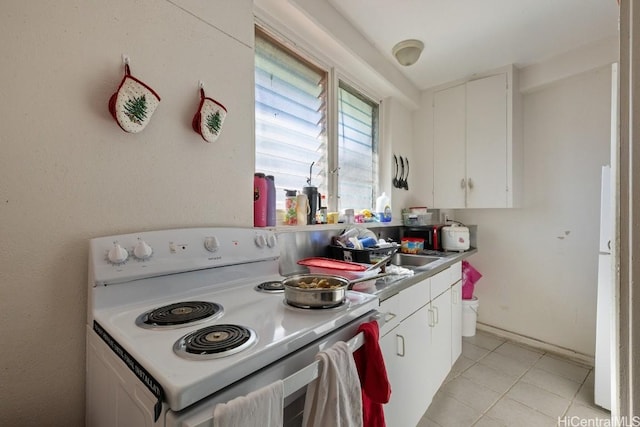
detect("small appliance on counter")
[441,223,470,252]
[402,222,473,252]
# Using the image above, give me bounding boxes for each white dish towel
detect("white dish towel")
[213,380,284,427]
[302,341,363,427]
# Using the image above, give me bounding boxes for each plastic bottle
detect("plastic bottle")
[284,189,298,225]
[376,192,392,222]
[316,194,327,224]
[265,175,276,226]
[253,173,267,227]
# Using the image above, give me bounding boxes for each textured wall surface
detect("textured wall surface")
[0,1,253,424]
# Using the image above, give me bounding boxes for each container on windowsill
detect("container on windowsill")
[344,209,355,224]
[327,212,339,224]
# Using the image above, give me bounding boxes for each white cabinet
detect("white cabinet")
[466,74,509,207]
[379,293,400,337]
[433,83,466,208]
[451,280,463,363]
[427,287,452,398]
[381,305,431,427]
[450,262,463,364]
[433,67,522,208]
[381,265,463,426]
[380,278,432,427]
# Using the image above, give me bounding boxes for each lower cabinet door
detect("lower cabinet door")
[429,288,452,396]
[381,305,432,427]
[451,281,463,364]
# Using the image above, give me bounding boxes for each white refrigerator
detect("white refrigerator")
[594,166,613,411]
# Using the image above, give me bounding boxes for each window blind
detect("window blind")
[337,82,379,212]
[255,28,380,216]
[254,30,328,209]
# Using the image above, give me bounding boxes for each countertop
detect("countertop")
[356,248,478,302]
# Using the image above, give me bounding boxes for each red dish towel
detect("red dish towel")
[353,321,391,427]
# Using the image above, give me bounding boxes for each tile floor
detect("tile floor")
[418,331,611,427]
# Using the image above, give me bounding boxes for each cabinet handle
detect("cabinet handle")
[384,312,397,323]
[434,306,439,325]
[460,178,466,189]
[428,308,435,327]
[396,334,405,357]
[468,178,474,190]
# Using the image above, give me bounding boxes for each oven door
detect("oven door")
[166,310,381,427]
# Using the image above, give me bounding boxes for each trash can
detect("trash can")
[462,297,479,337]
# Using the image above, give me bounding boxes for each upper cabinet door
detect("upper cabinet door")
[433,84,466,208]
[466,73,508,208]
[431,66,522,209]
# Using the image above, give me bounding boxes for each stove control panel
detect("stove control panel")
[90,228,280,286]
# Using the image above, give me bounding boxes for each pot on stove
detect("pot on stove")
[282,273,387,309]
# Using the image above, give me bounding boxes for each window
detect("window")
[254,27,379,215]
[337,82,379,211]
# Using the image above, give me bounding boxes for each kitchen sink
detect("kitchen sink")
[390,253,442,268]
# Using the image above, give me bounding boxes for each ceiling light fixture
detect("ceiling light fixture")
[392,39,424,66]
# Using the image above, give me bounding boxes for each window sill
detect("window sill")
[267,220,403,233]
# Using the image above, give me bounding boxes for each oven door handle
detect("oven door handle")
[282,311,385,398]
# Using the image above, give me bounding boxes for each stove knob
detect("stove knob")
[267,233,277,248]
[133,239,153,260]
[255,234,267,248]
[204,236,219,252]
[107,242,128,264]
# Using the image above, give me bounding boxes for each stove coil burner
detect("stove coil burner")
[174,324,257,359]
[283,299,351,311]
[136,301,223,329]
[255,281,285,293]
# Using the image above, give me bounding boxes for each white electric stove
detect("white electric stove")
[85,227,379,427]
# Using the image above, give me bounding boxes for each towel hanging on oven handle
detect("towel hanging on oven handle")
[281,311,386,398]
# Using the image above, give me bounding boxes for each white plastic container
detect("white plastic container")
[376,192,392,222]
[462,297,479,337]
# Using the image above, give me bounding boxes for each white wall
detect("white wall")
[383,97,423,219]
[455,66,612,356]
[412,89,436,208]
[0,1,253,424]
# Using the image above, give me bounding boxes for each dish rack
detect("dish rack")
[327,244,398,264]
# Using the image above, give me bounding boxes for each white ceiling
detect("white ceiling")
[327,0,619,90]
